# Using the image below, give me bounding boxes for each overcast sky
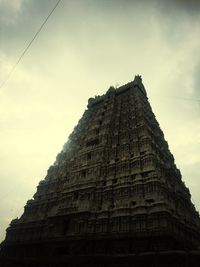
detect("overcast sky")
[0,0,200,241]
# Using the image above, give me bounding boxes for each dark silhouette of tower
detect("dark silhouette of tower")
[1,76,200,266]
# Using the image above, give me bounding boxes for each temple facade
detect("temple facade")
[1,76,200,266]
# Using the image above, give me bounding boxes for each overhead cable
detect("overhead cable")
[0,0,62,89]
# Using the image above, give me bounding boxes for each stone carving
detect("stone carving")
[1,77,200,266]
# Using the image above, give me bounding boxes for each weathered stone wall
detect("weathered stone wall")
[1,76,200,263]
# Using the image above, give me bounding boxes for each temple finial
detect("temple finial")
[134,74,142,84]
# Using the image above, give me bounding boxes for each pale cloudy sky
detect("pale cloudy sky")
[0,0,200,241]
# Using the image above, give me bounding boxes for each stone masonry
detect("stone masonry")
[1,76,200,266]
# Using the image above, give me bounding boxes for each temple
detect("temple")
[1,76,200,266]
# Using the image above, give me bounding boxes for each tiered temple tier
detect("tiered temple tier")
[1,76,200,265]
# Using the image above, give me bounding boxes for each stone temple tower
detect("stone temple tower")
[1,76,200,266]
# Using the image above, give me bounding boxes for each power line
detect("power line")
[150,93,200,102]
[0,0,62,89]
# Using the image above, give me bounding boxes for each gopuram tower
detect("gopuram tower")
[1,76,200,267]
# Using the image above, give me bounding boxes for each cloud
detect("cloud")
[0,0,24,24]
[193,60,200,99]
[152,0,200,15]
[0,0,24,12]
[0,0,200,242]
